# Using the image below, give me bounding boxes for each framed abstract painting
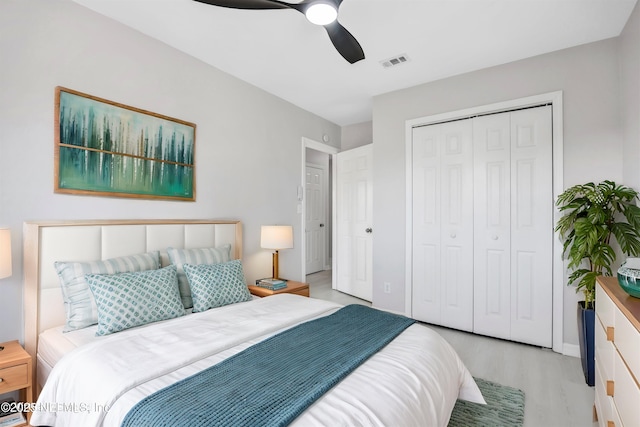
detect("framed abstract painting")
[54,87,196,201]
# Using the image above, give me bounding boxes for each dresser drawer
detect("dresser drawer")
[595,360,611,427]
[596,316,615,381]
[613,349,640,427]
[597,283,616,330]
[596,366,624,427]
[614,305,640,377]
[0,363,29,393]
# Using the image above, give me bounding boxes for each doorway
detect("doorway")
[301,137,338,289]
[305,159,329,274]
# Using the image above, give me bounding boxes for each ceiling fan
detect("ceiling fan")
[193,0,365,64]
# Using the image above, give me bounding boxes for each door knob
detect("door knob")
[365,228,373,233]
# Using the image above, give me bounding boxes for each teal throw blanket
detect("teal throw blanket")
[121,304,415,427]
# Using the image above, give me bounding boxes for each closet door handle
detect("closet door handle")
[365,228,373,234]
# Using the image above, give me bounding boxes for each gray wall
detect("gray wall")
[0,0,340,343]
[341,121,373,150]
[372,37,624,348]
[622,1,640,190]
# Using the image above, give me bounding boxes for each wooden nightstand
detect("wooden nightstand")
[248,280,310,298]
[0,340,33,425]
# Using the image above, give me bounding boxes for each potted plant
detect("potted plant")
[555,180,640,386]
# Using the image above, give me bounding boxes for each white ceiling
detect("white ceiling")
[72,0,637,126]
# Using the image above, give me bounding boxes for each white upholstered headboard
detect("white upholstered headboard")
[23,219,242,385]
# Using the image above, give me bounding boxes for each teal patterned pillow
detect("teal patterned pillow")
[167,245,232,310]
[55,251,161,332]
[85,265,184,336]
[183,260,252,312]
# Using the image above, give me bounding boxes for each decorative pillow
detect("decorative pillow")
[55,251,161,332]
[167,245,232,309]
[85,265,184,336]
[183,259,251,312]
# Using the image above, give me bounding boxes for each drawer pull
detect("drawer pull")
[606,326,615,341]
[606,380,614,396]
[0,378,3,383]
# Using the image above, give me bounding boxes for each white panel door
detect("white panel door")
[412,120,474,331]
[412,124,442,325]
[305,164,325,274]
[473,113,512,340]
[473,106,553,347]
[439,121,475,331]
[509,106,553,347]
[336,144,373,301]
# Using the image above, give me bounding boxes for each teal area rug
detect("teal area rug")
[449,377,525,427]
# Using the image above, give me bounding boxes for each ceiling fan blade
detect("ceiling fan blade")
[324,21,365,64]
[193,0,291,10]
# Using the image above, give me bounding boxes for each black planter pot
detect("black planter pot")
[577,301,595,387]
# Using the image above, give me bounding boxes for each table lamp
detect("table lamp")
[261,225,293,280]
[0,228,11,279]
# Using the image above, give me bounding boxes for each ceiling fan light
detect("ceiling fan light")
[305,3,337,26]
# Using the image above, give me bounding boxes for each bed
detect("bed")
[23,219,484,427]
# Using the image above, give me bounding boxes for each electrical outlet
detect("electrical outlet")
[383,282,391,293]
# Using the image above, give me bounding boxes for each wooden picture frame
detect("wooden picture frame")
[54,87,196,201]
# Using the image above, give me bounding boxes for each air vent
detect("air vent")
[380,54,410,68]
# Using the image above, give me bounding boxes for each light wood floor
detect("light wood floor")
[307,270,596,427]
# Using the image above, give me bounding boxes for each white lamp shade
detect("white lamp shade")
[261,225,294,250]
[0,228,11,279]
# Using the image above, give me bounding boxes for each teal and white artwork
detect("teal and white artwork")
[55,87,195,200]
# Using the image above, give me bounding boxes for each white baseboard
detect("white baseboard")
[563,343,581,358]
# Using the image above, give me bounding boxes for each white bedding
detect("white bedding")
[31,295,484,427]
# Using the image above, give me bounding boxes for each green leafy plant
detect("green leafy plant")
[555,180,640,308]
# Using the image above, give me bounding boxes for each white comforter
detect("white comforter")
[31,295,484,427]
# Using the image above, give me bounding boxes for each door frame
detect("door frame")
[301,137,338,287]
[404,91,565,354]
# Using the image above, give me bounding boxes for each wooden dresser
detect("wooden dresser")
[594,276,640,427]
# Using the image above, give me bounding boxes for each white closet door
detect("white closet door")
[412,125,442,324]
[473,113,512,340]
[473,106,553,347]
[509,106,553,347]
[412,120,474,331]
[439,121,474,331]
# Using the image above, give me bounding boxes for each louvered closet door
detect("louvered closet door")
[412,120,474,331]
[473,106,553,347]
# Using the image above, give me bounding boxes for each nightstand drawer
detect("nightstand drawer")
[0,363,28,393]
[289,288,310,297]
